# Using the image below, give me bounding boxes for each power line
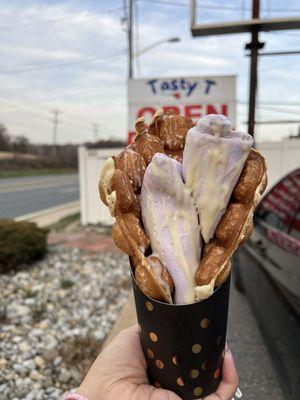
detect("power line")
[0,52,126,75]
[0,6,124,31]
[138,0,300,13]
[257,105,300,115]
[0,98,115,137]
[268,31,300,38]
[238,100,300,106]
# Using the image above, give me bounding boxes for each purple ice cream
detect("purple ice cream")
[141,153,201,304]
[182,114,253,243]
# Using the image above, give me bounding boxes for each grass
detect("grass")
[50,212,80,231]
[0,168,77,179]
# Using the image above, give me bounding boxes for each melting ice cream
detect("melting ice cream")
[183,114,253,243]
[141,153,201,304]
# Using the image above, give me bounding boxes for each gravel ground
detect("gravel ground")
[0,247,131,400]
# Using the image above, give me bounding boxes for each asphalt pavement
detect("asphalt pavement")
[0,174,79,219]
[228,283,284,400]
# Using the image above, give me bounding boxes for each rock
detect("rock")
[43,334,58,350]
[34,356,45,368]
[53,356,63,366]
[25,298,35,306]
[13,364,27,375]
[0,357,7,368]
[70,367,82,382]
[37,320,49,330]
[31,328,44,337]
[23,359,36,371]
[0,244,131,398]
[94,330,105,341]
[29,370,43,381]
[7,304,31,319]
[19,342,30,352]
[59,368,71,383]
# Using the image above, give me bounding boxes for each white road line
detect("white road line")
[0,181,78,194]
[59,186,78,194]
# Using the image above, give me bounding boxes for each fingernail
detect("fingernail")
[226,346,235,361]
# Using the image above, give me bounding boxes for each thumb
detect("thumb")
[202,347,239,400]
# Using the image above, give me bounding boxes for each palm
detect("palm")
[91,326,181,400]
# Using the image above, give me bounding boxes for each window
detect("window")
[289,209,300,240]
[256,169,300,234]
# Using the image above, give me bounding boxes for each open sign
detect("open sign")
[146,78,217,98]
[128,76,236,143]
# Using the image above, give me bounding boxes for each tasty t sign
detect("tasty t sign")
[128,75,236,143]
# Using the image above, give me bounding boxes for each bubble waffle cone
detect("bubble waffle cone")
[99,110,267,304]
[194,148,267,298]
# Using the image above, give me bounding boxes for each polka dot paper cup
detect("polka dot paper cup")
[131,269,231,399]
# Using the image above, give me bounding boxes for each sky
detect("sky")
[0,0,299,144]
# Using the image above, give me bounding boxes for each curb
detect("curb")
[15,201,80,228]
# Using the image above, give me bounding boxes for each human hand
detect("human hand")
[76,324,239,400]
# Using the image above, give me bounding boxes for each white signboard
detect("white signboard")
[128,75,236,142]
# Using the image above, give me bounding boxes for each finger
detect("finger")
[202,347,239,400]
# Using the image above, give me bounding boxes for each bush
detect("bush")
[0,220,47,273]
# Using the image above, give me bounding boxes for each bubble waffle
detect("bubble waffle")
[99,110,267,304]
[195,149,267,296]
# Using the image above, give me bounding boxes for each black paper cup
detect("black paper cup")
[131,267,231,399]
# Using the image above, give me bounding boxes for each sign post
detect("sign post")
[127,75,236,143]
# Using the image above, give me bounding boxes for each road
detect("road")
[0,174,79,219]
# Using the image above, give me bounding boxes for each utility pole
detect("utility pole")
[50,109,62,159]
[246,0,264,138]
[92,123,100,142]
[190,0,300,141]
[128,0,133,79]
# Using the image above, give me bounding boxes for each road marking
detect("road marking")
[0,181,78,194]
[59,186,78,194]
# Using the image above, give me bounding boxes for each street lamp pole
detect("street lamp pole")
[133,37,180,58]
[128,0,133,79]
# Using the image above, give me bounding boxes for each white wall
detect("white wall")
[78,147,123,225]
[79,139,300,225]
[256,138,300,189]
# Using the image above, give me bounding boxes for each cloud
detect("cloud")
[0,0,299,144]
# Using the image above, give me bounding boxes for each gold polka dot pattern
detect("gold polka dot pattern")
[145,301,154,311]
[155,359,164,369]
[214,369,221,379]
[192,344,201,354]
[133,257,231,398]
[176,377,185,387]
[200,318,210,328]
[172,356,181,366]
[149,332,158,342]
[190,369,199,379]
[147,349,154,359]
[193,386,203,397]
